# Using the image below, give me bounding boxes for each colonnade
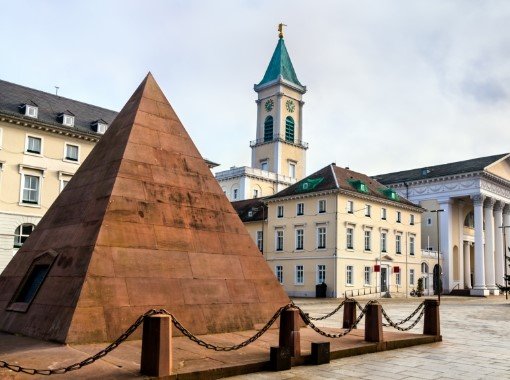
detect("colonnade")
[437,195,509,296]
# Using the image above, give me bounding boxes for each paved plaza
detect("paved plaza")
[229,296,510,380]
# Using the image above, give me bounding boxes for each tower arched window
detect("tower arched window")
[285,116,294,142]
[264,116,273,142]
[14,223,35,248]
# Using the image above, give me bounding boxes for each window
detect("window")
[276,265,283,283]
[264,116,273,142]
[365,204,371,217]
[96,123,108,134]
[410,214,415,225]
[7,250,58,312]
[347,200,354,214]
[381,232,387,252]
[285,116,294,142]
[346,228,354,249]
[295,265,304,284]
[427,217,432,226]
[381,208,387,220]
[253,189,259,198]
[26,136,42,154]
[317,227,326,249]
[295,229,304,250]
[346,265,353,285]
[22,175,40,204]
[410,236,415,255]
[61,180,70,192]
[277,205,284,218]
[13,224,35,248]
[65,144,79,162]
[396,234,402,254]
[289,162,296,178]
[317,265,326,284]
[364,230,371,251]
[410,269,415,285]
[276,230,284,251]
[396,272,401,286]
[421,263,429,273]
[62,114,75,127]
[233,188,238,200]
[297,203,304,216]
[364,266,371,285]
[256,231,263,252]
[21,104,38,118]
[318,200,326,214]
[261,161,268,171]
[396,211,402,223]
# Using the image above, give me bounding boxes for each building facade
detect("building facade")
[216,30,308,201]
[234,164,425,298]
[0,80,117,273]
[376,153,510,296]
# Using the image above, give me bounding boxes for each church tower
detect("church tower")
[251,26,308,181]
[215,25,308,201]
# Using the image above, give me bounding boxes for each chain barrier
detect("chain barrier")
[381,302,426,331]
[157,303,294,352]
[0,309,162,375]
[296,300,378,338]
[0,299,427,375]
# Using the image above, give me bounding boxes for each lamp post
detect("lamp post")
[431,209,444,304]
[498,225,510,300]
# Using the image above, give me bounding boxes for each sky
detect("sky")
[1,1,510,176]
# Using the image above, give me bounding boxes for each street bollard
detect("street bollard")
[311,342,330,365]
[364,303,383,342]
[140,314,172,377]
[343,299,357,329]
[270,346,291,371]
[279,308,301,357]
[423,299,440,336]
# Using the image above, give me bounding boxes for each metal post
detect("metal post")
[430,209,444,304]
[499,226,510,300]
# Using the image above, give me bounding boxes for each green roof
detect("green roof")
[257,38,302,88]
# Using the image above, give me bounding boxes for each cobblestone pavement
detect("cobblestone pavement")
[228,296,510,380]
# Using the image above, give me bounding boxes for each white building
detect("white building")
[375,153,510,296]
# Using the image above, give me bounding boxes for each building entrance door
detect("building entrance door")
[381,267,388,292]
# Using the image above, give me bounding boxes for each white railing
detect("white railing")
[215,166,297,184]
[421,249,442,259]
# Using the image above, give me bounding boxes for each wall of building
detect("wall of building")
[0,121,96,273]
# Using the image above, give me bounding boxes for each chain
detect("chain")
[0,309,162,375]
[157,304,293,352]
[296,300,378,338]
[381,302,426,331]
[306,299,348,321]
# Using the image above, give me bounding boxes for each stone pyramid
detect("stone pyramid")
[0,73,289,343]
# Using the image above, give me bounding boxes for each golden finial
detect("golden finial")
[278,23,287,39]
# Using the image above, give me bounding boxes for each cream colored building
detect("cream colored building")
[216,31,307,201]
[0,79,117,273]
[376,153,510,296]
[234,164,425,298]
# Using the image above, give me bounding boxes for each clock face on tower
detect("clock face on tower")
[286,99,295,113]
[265,99,274,112]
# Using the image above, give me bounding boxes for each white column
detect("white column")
[471,194,489,296]
[494,202,504,288]
[464,241,472,289]
[503,205,510,289]
[457,201,465,287]
[484,198,498,294]
[438,199,453,292]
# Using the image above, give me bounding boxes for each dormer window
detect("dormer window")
[58,112,75,127]
[381,188,399,201]
[19,104,38,118]
[91,120,108,134]
[348,179,369,194]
